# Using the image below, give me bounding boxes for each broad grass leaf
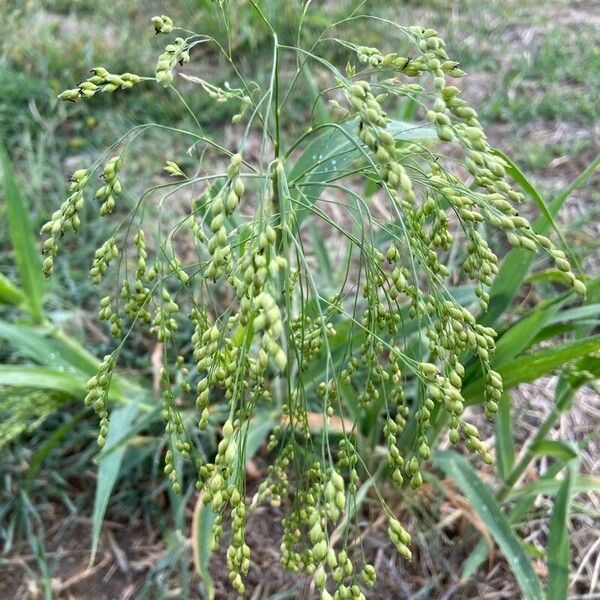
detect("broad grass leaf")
[0,365,84,396]
[496,392,514,482]
[547,458,579,600]
[463,334,600,404]
[91,402,140,564]
[508,474,600,501]
[0,273,25,306]
[0,322,99,376]
[26,410,86,481]
[288,119,436,226]
[435,450,544,600]
[531,440,578,461]
[0,141,44,322]
[192,495,216,600]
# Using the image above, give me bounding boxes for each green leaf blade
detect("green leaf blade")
[0,141,44,322]
[547,459,579,600]
[91,402,140,564]
[434,451,544,600]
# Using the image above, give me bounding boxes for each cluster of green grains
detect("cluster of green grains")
[168,255,189,285]
[198,421,247,559]
[189,213,207,245]
[388,517,412,559]
[337,439,359,494]
[134,230,148,279]
[90,237,118,284]
[318,379,338,418]
[164,160,186,178]
[190,310,213,430]
[150,288,179,342]
[356,46,384,67]
[292,316,335,370]
[160,369,190,493]
[58,67,141,102]
[98,295,122,337]
[384,415,406,486]
[346,80,415,204]
[226,490,251,594]
[191,323,243,431]
[484,369,503,417]
[250,292,287,373]
[348,35,586,299]
[233,223,284,303]
[325,468,346,521]
[155,37,190,86]
[205,154,244,280]
[121,230,153,324]
[175,355,191,394]
[340,357,360,385]
[263,456,376,600]
[40,169,89,277]
[84,354,115,447]
[151,14,174,34]
[424,363,492,464]
[95,156,123,216]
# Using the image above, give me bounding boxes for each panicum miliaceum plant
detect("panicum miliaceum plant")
[43,5,585,598]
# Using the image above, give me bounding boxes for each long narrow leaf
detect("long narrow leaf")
[508,474,600,501]
[0,273,25,306]
[0,365,84,396]
[435,451,544,600]
[491,300,563,369]
[531,440,578,461]
[192,496,216,600]
[0,323,98,375]
[0,141,44,322]
[90,402,140,564]
[547,459,579,599]
[495,392,514,482]
[463,334,600,404]
[288,119,436,225]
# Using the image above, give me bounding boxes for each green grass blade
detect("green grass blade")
[308,220,333,282]
[90,401,140,564]
[0,365,84,396]
[288,119,436,225]
[508,474,600,501]
[0,141,44,322]
[463,334,600,404]
[461,538,488,581]
[496,392,514,482]
[499,335,600,389]
[490,300,564,369]
[435,450,544,600]
[192,498,216,600]
[547,458,579,600]
[0,273,25,306]
[0,322,97,375]
[546,304,600,325]
[531,440,578,461]
[26,410,87,481]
